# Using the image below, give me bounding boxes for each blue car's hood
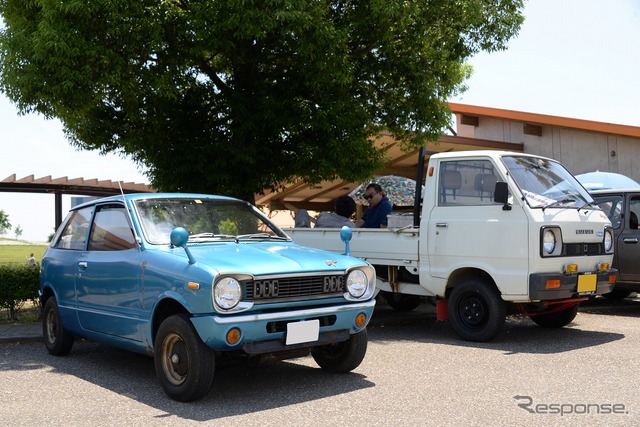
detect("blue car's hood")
[168,242,362,276]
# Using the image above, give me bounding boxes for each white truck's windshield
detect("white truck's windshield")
[502,155,595,209]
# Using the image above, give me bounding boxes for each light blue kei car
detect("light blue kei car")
[39,193,376,401]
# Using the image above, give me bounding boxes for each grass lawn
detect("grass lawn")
[0,239,48,265]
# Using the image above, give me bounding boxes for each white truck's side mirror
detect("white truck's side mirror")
[494,181,512,211]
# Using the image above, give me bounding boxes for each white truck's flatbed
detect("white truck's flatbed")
[284,226,420,266]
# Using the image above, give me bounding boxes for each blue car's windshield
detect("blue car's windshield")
[134,198,288,245]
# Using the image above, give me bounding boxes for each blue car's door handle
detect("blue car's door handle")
[78,261,88,269]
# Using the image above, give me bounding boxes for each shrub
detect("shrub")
[0,264,40,321]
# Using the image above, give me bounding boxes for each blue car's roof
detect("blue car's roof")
[72,193,242,210]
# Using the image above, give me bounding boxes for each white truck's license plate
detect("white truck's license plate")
[286,320,320,345]
[577,273,597,294]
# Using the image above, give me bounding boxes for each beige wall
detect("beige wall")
[455,115,640,182]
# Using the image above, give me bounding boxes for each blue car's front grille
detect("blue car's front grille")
[244,274,345,302]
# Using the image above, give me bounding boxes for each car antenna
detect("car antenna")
[118,181,142,246]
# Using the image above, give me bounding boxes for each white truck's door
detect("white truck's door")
[424,157,529,295]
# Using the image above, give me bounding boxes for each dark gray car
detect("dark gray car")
[591,188,640,298]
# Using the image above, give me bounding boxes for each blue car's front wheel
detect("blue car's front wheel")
[154,314,215,402]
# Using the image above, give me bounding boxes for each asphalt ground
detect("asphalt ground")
[1,296,640,426]
[1,294,637,343]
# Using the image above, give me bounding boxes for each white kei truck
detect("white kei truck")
[285,150,617,342]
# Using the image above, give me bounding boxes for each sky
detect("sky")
[1,0,640,242]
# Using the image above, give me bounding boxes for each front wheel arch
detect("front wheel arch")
[151,297,190,347]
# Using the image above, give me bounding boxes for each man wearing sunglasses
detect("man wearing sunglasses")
[356,183,393,228]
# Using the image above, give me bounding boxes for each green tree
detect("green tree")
[0,0,524,201]
[0,210,10,235]
[14,225,22,239]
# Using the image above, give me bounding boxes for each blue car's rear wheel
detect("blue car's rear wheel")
[154,314,215,402]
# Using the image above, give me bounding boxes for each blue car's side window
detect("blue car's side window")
[88,205,136,251]
[56,207,92,250]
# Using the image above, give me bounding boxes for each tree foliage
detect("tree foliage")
[0,0,524,200]
[0,210,10,234]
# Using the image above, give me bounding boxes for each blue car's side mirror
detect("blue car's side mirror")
[170,227,189,247]
[170,227,196,264]
[340,226,352,256]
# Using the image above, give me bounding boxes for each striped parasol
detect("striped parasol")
[349,175,424,206]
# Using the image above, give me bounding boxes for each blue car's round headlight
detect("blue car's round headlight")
[346,269,368,298]
[214,277,242,310]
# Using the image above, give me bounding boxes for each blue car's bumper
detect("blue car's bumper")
[190,299,376,353]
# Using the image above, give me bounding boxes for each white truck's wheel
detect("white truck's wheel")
[448,279,506,342]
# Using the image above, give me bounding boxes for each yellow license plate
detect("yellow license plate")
[577,274,597,294]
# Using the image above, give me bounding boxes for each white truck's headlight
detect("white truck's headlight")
[604,228,614,253]
[214,277,242,309]
[541,227,562,257]
[346,269,368,298]
[543,229,556,254]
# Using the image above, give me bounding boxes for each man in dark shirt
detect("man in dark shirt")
[356,183,392,228]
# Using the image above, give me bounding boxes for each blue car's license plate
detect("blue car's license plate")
[286,319,320,345]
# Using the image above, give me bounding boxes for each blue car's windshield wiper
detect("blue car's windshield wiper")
[189,232,236,242]
[234,233,288,242]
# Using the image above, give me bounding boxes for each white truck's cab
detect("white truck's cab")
[286,150,616,342]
